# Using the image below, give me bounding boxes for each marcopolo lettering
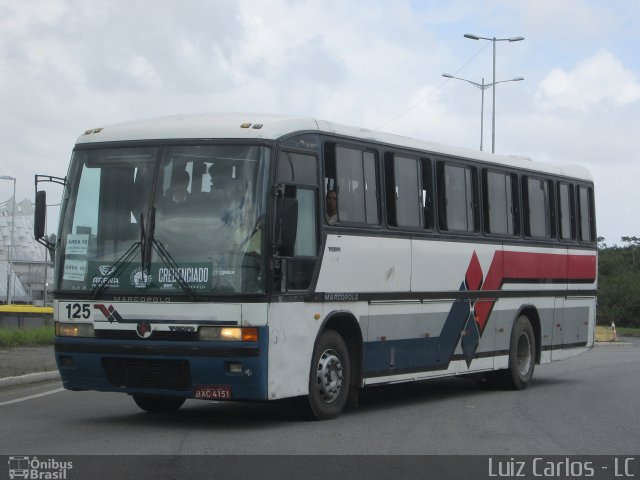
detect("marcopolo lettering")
[113,297,171,302]
[324,293,359,302]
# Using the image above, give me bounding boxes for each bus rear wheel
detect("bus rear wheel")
[133,394,186,413]
[306,330,350,420]
[504,315,536,390]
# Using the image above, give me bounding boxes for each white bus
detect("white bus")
[36,113,597,420]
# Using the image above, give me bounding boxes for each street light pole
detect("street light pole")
[0,175,16,304]
[464,33,525,153]
[442,73,524,151]
[480,77,485,152]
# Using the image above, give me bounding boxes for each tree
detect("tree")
[597,236,640,327]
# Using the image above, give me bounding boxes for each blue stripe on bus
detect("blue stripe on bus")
[364,284,471,376]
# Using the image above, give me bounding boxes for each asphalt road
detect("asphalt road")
[1,340,638,456]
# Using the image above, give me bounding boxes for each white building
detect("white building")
[0,197,53,305]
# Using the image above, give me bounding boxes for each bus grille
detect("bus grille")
[102,358,192,391]
[95,330,199,341]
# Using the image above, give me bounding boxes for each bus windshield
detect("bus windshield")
[56,144,270,296]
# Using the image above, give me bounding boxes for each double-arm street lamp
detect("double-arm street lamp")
[0,175,16,304]
[464,33,525,153]
[442,73,524,151]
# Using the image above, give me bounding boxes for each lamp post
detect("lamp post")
[442,73,524,151]
[0,175,16,304]
[464,33,525,153]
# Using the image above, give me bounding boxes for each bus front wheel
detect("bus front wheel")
[133,394,186,413]
[307,330,350,420]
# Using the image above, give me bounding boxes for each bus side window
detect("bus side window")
[524,176,553,239]
[274,149,320,292]
[437,162,478,233]
[325,144,379,225]
[578,185,595,243]
[385,154,421,228]
[421,158,433,230]
[277,151,318,184]
[558,182,575,241]
[284,187,318,290]
[484,169,518,236]
[388,155,421,228]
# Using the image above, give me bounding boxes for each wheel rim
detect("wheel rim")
[516,331,532,376]
[315,348,344,403]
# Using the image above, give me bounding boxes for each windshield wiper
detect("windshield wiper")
[140,211,153,274]
[91,210,148,299]
[91,208,199,300]
[146,207,198,300]
[89,241,141,299]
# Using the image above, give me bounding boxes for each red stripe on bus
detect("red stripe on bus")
[473,251,596,333]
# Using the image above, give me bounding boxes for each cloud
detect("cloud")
[515,0,618,39]
[536,49,640,111]
[0,0,638,243]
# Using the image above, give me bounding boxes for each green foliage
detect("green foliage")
[597,236,640,328]
[0,326,55,348]
[617,327,640,337]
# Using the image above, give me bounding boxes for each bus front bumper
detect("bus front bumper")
[53,331,268,401]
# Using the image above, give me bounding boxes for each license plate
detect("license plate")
[193,385,232,400]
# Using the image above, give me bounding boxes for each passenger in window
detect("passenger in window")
[210,162,246,197]
[207,162,250,231]
[160,170,191,211]
[209,162,233,191]
[155,169,195,257]
[325,190,338,224]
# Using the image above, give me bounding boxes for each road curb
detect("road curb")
[595,341,634,347]
[0,371,60,388]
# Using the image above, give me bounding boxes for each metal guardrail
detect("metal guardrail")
[0,305,53,314]
[0,305,53,328]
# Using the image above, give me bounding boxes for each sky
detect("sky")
[0,0,638,244]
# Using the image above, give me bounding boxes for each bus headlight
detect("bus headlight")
[199,327,258,342]
[55,322,95,337]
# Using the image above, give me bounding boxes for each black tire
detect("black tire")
[133,394,186,413]
[306,330,350,420]
[503,315,536,390]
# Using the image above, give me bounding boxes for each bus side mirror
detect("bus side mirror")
[34,190,47,240]
[34,190,55,252]
[276,196,298,256]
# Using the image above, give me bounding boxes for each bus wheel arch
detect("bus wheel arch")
[516,305,542,365]
[321,312,363,391]
[305,312,363,420]
[504,308,538,390]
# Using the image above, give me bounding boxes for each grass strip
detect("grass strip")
[0,326,55,348]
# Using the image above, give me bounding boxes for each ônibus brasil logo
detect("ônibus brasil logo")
[8,456,73,479]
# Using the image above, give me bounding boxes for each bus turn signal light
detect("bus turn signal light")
[199,326,259,342]
[241,327,258,342]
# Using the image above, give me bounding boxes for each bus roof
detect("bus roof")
[76,113,592,181]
